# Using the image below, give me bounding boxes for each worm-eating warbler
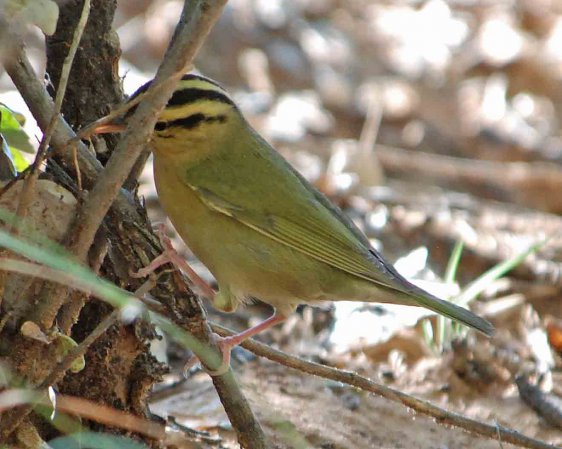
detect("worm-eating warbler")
[98,74,493,368]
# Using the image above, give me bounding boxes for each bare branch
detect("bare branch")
[0,390,166,440]
[3,48,103,184]
[377,143,562,213]
[1,3,269,447]
[212,323,560,449]
[68,0,228,260]
[12,0,91,234]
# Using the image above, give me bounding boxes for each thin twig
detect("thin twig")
[2,2,268,447]
[40,309,120,389]
[71,144,82,191]
[11,0,90,233]
[67,87,155,143]
[56,395,166,439]
[0,390,166,440]
[4,53,103,185]
[68,0,227,263]
[212,323,561,449]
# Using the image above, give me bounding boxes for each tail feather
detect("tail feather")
[365,251,494,336]
[365,279,494,336]
[411,290,494,336]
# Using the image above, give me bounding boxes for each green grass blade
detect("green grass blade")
[444,240,464,284]
[436,240,464,349]
[49,432,150,449]
[0,228,221,369]
[455,239,547,307]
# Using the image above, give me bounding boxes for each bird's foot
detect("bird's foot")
[130,223,215,300]
[183,334,238,376]
[183,313,287,377]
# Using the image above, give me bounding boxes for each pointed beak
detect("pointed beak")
[93,118,127,134]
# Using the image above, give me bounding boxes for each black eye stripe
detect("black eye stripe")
[180,74,226,90]
[154,121,167,131]
[167,88,233,107]
[124,78,232,118]
[155,113,227,131]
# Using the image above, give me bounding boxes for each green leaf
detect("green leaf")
[424,238,545,351]
[10,146,30,172]
[0,135,17,178]
[54,333,85,373]
[49,432,150,449]
[3,0,59,36]
[0,104,34,154]
[436,240,464,349]
[444,240,464,284]
[0,207,222,370]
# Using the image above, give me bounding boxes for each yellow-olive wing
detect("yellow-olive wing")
[178,128,494,336]
[180,129,408,292]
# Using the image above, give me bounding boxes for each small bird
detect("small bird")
[97,74,493,373]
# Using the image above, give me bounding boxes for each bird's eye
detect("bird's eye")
[155,122,168,131]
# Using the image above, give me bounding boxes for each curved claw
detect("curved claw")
[182,313,286,378]
[183,335,234,377]
[130,224,216,300]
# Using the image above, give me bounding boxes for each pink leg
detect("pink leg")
[131,224,215,300]
[219,313,286,348]
[185,312,287,376]
[131,252,171,277]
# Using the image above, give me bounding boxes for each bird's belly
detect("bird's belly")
[154,163,331,313]
[184,215,330,306]
[153,157,401,313]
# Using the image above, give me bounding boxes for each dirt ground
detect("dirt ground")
[3,1,562,447]
[150,356,562,449]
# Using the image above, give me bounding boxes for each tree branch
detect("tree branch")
[212,323,560,449]
[67,0,227,260]
[12,0,90,233]
[1,2,268,447]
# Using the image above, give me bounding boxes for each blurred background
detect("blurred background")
[1,1,562,447]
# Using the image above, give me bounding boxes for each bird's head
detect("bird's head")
[95,73,239,155]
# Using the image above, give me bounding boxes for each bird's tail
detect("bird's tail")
[407,288,494,336]
[364,251,494,336]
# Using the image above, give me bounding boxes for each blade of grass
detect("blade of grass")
[0,230,221,369]
[455,239,547,308]
[49,431,150,449]
[436,240,464,350]
[444,241,464,284]
[421,318,435,350]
